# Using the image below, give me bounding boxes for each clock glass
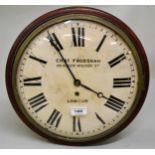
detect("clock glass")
[6,7,149,144]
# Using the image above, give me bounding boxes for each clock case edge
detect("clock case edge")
[5,6,150,145]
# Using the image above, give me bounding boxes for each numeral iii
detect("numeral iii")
[113,77,131,88]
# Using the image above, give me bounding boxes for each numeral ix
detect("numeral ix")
[23,76,41,86]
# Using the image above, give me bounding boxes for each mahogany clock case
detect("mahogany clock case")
[5,6,149,146]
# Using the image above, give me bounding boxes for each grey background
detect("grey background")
[0,6,154,148]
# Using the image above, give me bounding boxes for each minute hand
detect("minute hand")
[48,31,77,81]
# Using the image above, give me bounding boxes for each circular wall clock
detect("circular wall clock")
[6,7,149,144]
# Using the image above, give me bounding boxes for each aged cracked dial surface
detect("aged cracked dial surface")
[16,19,138,140]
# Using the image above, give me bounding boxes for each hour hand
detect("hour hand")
[74,79,108,100]
[81,83,108,99]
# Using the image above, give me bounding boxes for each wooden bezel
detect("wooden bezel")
[5,6,149,145]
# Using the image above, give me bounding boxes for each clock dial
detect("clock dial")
[16,20,138,139]
[6,7,149,144]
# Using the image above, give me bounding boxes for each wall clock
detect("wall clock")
[6,7,149,145]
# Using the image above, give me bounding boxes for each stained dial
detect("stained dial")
[16,20,138,139]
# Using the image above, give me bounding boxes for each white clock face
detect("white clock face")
[16,19,138,140]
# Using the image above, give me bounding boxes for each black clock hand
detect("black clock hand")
[47,31,77,82]
[80,83,108,100]
[47,31,108,99]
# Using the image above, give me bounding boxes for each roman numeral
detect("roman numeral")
[23,76,42,86]
[113,77,131,88]
[95,113,105,125]
[96,34,107,52]
[105,95,125,112]
[108,53,126,67]
[28,93,48,112]
[72,27,85,47]
[47,109,62,128]
[29,55,47,64]
[47,31,63,51]
[73,116,81,132]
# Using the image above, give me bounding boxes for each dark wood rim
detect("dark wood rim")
[6,6,149,145]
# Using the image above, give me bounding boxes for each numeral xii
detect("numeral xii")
[72,27,85,47]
